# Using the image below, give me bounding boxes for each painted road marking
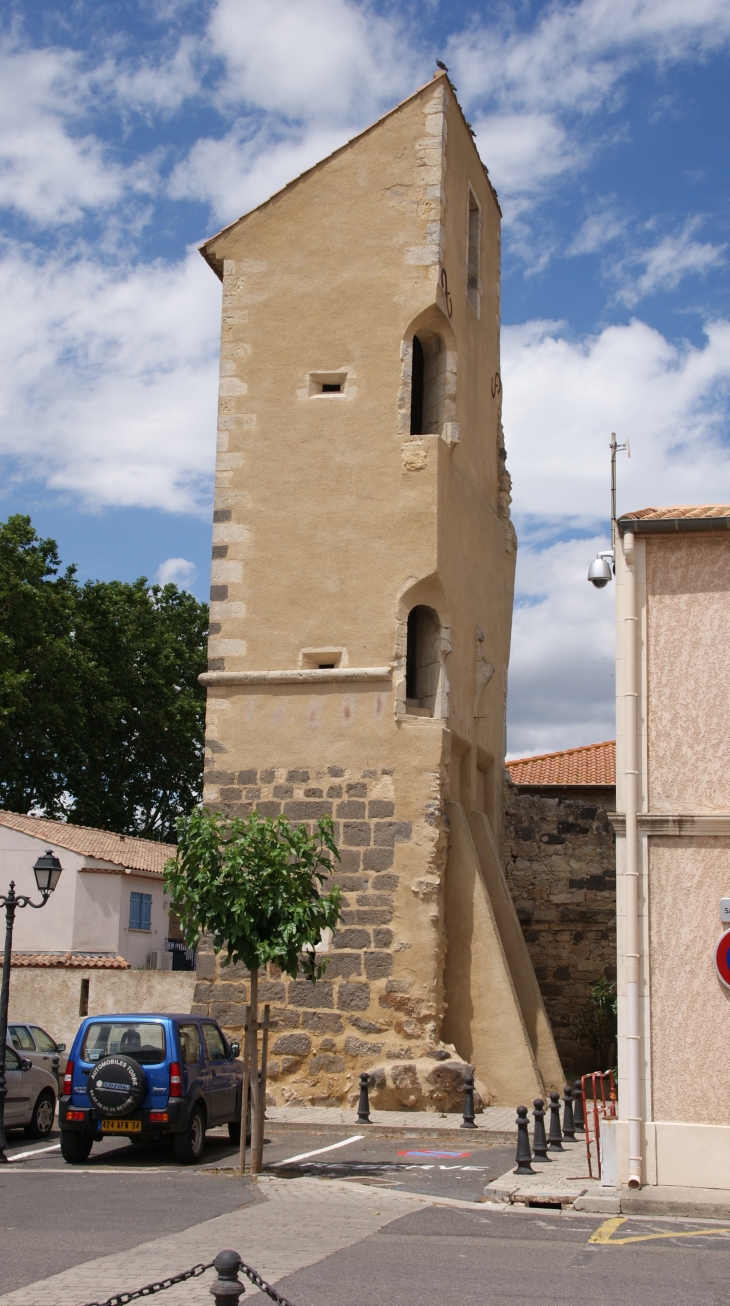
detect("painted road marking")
[273,1135,364,1165]
[398,1150,473,1158]
[590,1217,730,1245]
[7,1143,61,1163]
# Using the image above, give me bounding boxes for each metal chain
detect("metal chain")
[238,1258,298,1306]
[80,1256,298,1306]
[81,1261,214,1306]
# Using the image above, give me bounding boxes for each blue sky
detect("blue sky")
[1,0,729,755]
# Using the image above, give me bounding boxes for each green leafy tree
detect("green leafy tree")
[572,977,617,1071]
[0,514,208,839]
[0,515,81,816]
[164,806,343,978]
[164,806,343,1170]
[66,578,208,840]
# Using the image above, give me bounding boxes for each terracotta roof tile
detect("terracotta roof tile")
[6,952,130,969]
[621,505,730,521]
[507,740,615,788]
[0,811,174,875]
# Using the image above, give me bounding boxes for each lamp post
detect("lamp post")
[0,850,63,1162]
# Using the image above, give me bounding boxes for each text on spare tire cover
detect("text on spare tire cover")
[87,1055,147,1116]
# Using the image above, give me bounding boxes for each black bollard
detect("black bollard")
[513,1105,535,1175]
[357,1072,371,1123]
[209,1250,245,1305]
[461,1074,477,1129]
[532,1098,550,1161]
[562,1084,576,1141]
[573,1078,585,1132]
[547,1090,564,1150]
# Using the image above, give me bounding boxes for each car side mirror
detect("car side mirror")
[20,1057,32,1071]
[56,1043,66,1052]
[229,1041,240,1058]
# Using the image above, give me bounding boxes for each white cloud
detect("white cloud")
[507,535,616,756]
[208,0,420,124]
[109,37,202,114]
[156,556,197,587]
[615,220,727,305]
[472,112,579,202]
[447,0,730,218]
[569,199,627,254]
[502,316,730,528]
[0,40,154,226]
[0,244,221,513]
[169,124,348,227]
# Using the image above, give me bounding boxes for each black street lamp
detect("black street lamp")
[0,850,63,1162]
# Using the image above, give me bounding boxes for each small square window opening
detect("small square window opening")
[308,372,348,397]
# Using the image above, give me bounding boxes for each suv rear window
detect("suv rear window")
[81,1022,166,1066]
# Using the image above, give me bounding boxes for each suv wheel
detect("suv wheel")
[25,1091,56,1140]
[60,1131,93,1164]
[174,1106,205,1165]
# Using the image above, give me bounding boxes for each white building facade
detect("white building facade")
[0,813,174,969]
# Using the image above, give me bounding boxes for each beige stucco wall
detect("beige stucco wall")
[647,535,730,813]
[193,75,561,1107]
[615,526,730,1189]
[649,837,730,1125]
[6,969,197,1051]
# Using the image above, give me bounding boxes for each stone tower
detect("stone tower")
[195,72,563,1108]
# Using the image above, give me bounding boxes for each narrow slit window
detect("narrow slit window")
[410,336,424,435]
[321,383,341,393]
[467,190,481,311]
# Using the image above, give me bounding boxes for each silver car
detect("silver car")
[3,1045,57,1139]
[8,1022,67,1093]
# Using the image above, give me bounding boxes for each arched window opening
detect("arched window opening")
[409,336,424,435]
[406,605,441,716]
[408,331,450,436]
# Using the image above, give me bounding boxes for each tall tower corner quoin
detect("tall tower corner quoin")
[194,71,563,1110]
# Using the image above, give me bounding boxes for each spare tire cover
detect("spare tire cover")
[87,1056,147,1116]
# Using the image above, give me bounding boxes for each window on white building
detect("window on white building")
[129,891,152,931]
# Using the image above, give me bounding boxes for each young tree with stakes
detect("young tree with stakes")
[164,807,343,1173]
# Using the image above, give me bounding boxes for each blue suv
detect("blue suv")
[60,1013,245,1165]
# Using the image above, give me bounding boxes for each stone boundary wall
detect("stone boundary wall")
[6,969,198,1050]
[502,775,616,1073]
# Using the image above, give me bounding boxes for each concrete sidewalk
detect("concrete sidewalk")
[0,1177,438,1306]
[484,1133,618,1212]
[264,1103,517,1141]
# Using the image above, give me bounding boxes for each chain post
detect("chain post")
[210,1251,246,1304]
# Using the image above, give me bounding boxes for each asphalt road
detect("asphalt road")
[0,1122,512,1294]
[276,1205,730,1306]
[5,1124,730,1305]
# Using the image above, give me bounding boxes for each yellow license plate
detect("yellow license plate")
[102,1119,142,1132]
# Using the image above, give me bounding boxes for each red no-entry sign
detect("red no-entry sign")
[715,931,730,988]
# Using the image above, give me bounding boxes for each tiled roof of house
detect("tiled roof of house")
[7,952,130,969]
[621,505,730,521]
[0,811,174,875]
[507,740,616,788]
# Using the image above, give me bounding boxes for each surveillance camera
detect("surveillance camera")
[587,554,613,588]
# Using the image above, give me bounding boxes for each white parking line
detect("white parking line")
[8,1143,61,1163]
[273,1135,364,1165]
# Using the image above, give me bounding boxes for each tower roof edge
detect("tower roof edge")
[198,70,497,278]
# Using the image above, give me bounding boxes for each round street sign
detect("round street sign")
[715,931,730,988]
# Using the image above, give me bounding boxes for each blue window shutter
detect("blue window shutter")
[141,894,152,932]
[129,892,141,930]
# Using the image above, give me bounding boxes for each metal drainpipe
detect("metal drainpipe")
[623,529,642,1190]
